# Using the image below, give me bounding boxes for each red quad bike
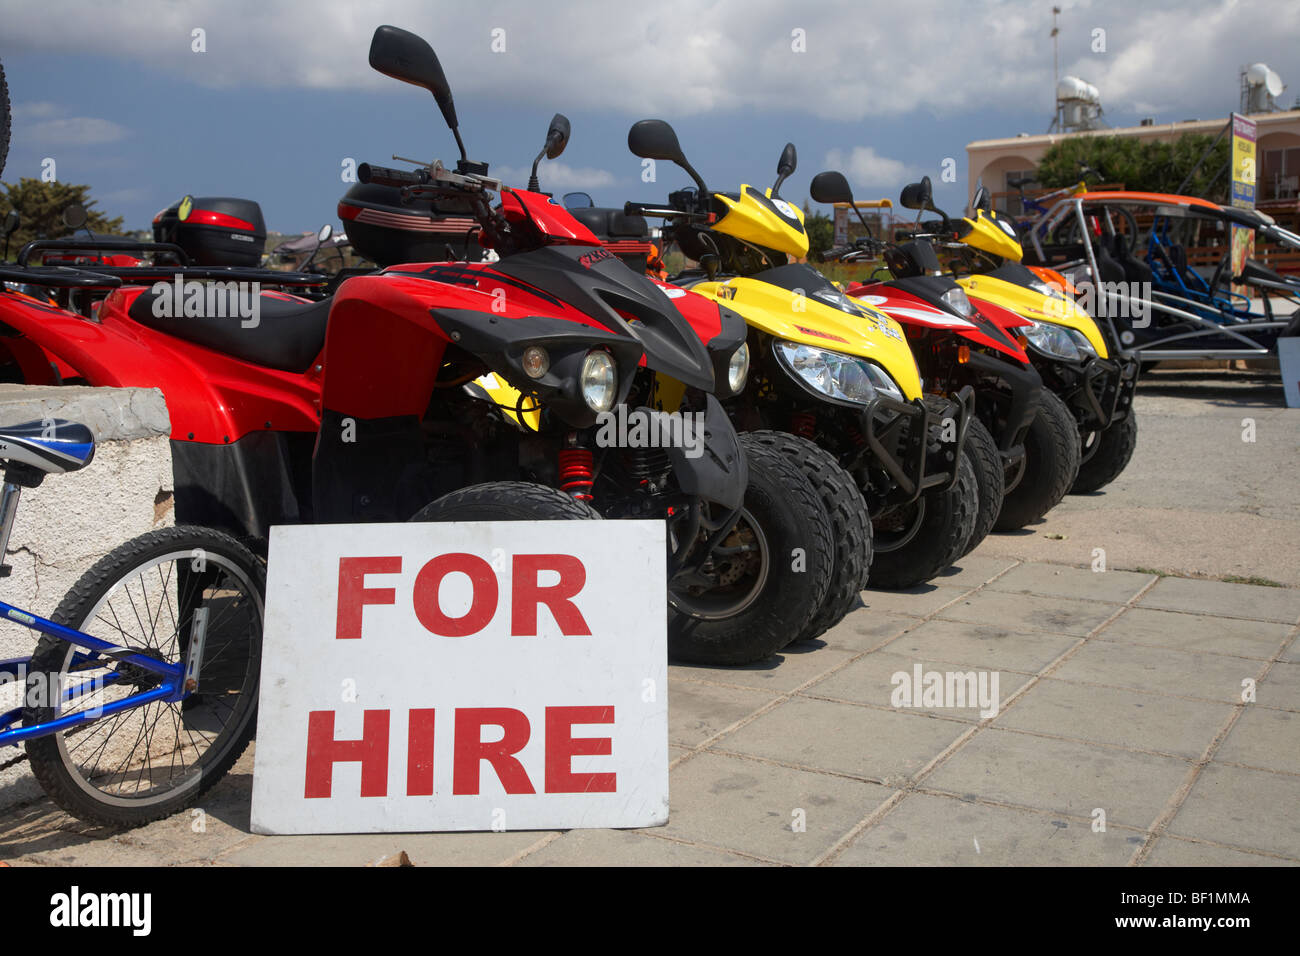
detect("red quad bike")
[811,172,1077,541]
[0,26,834,666]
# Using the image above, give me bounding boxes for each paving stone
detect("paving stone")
[859,585,970,618]
[882,617,1078,673]
[1097,607,1294,660]
[930,555,1022,589]
[816,609,916,653]
[716,696,970,785]
[937,590,1118,636]
[1048,641,1265,703]
[1138,577,1300,624]
[1143,835,1299,866]
[1167,763,1300,858]
[836,792,1137,866]
[805,651,1029,722]
[994,680,1233,759]
[670,644,857,695]
[665,680,778,748]
[924,728,1191,829]
[1281,634,1300,664]
[1255,661,1300,711]
[988,563,1155,604]
[517,827,765,866]
[658,750,894,865]
[220,828,550,866]
[1214,707,1300,775]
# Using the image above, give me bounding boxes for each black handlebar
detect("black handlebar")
[357,163,430,188]
[820,245,857,262]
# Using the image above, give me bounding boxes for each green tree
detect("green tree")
[1034,133,1231,200]
[803,203,834,259]
[0,178,125,253]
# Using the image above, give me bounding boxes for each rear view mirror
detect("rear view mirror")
[972,185,991,213]
[317,223,333,243]
[777,143,796,177]
[369,25,459,132]
[809,170,854,206]
[900,176,934,212]
[1,210,18,238]
[545,114,571,160]
[627,119,687,164]
[627,119,709,196]
[772,142,797,198]
[62,203,89,231]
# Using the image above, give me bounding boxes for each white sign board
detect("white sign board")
[250,520,668,834]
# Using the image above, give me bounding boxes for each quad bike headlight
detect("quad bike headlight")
[939,287,974,317]
[1021,319,1093,362]
[580,350,618,412]
[727,342,750,393]
[773,341,903,405]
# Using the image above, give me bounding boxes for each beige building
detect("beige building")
[966,109,1300,216]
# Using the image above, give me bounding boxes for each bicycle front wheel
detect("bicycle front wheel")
[23,526,264,827]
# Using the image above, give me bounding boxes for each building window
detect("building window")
[1261,147,1300,201]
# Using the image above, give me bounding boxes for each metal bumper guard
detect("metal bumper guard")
[860,385,975,506]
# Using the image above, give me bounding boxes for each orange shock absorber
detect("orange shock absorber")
[790,411,816,440]
[558,448,595,501]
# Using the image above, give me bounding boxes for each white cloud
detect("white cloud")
[0,0,1294,124]
[492,162,617,191]
[824,147,916,194]
[25,117,129,146]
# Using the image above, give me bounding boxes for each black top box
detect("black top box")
[338,182,484,266]
[153,196,267,267]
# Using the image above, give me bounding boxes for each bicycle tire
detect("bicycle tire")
[23,526,264,827]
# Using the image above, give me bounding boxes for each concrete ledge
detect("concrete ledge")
[0,384,170,442]
[0,386,174,813]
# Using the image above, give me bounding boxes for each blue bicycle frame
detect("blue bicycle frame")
[0,477,192,750]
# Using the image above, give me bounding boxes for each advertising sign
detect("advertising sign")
[1230,112,1258,294]
[250,520,669,834]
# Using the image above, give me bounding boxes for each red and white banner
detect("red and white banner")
[250,519,668,834]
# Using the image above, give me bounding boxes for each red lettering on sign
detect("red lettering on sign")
[406,708,437,796]
[453,707,537,795]
[511,554,592,636]
[545,706,616,793]
[413,553,498,636]
[304,709,390,798]
[335,556,401,639]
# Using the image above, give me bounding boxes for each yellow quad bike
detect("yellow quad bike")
[623,121,979,594]
[905,179,1139,493]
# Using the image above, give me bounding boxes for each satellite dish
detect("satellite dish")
[1247,63,1270,86]
[1265,69,1284,98]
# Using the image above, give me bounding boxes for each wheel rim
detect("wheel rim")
[1079,429,1101,464]
[669,507,770,620]
[873,497,926,553]
[49,548,262,809]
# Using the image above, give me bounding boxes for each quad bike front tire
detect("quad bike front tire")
[0,57,8,179]
[408,481,601,523]
[960,415,1005,558]
[667,435,833,665]
[993,389,1081,530]
[741,430,872,645]
[1071,412,1137,494]
[868,452,979,590]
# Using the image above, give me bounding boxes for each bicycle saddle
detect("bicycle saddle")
[0,420,96,474]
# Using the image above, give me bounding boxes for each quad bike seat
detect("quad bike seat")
[0,419,96,474]
[129,289,329,372]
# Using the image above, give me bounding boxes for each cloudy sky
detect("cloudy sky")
[1,0,1295,232]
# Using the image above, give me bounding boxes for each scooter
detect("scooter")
[810,171,1079,536]
[0,27,830,666]
[618,124,977,592]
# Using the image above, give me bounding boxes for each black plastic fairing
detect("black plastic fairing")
[490,244,717,391]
